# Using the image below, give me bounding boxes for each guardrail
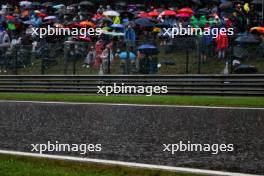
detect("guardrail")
[0,74,263,96]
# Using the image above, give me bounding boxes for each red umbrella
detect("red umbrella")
[178,8,194,15]
[148,10,159,17]
[37,13,48,18]
[161,10,177,16]
[176,13,191,18]
[5,15,16,20]
[136,11,151,18]
[92,13,103,20]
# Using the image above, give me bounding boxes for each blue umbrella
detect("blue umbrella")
[111,24,124,28]
[119,51,136,60]
[135,18,154,27]
[138,44,159,55]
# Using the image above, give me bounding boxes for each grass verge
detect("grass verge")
[0,154,202,176]
[0,93,263,108]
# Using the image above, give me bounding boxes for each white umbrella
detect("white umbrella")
[44,16,57,20]
[102,31,124,36]
[19,1,32,7]
[103,10,120,16]
[53,4,65,9]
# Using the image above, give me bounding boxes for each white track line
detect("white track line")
[0,100,263,110]
[0,150,261,176]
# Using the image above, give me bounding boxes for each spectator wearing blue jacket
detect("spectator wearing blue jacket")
[125,25,136,47]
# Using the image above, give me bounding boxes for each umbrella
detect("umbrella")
[161,10,177,16]
[192,0,202,5]
[5,15,16,21]
[37,13,48,18]
[250,27,264,34]
[55,9,71,15]
[135,18,154,27]
[111,24,124,28]
[179,8,194,15]
[235,34,262,44]
[69,3,79,8]
[23,20,33,25]
[44,16,57,20]
[138,44,159,55]
[80,21,95,28]
[136,11,151,18]
[196,8,211,16]
[103,10,120,17]
[234,65,258,74]
[93,13,104,20]
[79,1,94,6]
[97,18,113,25]
[42,2,53,7]
[31,2,41,6]
[53,4,65,9]
[19,1,32,7]
[120,11,134,19]
[119,52,136,60]
[148,11,159,17]
[116,2,126,7]
[102,26,112,31]
[176,13,191,18]
[155,23,172,28]
[219,2,233,9]
[54,23,64,28]
[102,31,125,36]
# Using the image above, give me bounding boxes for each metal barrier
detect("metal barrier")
[0,37,263,75]
[0,74,263,96]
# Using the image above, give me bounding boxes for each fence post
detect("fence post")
[107,48,111,74]
[41,59,45,75]
[198,54,201,74]
[125,43,130,74]
[186,48,189,74]
[14,47,18,75]
[73,59,76,75]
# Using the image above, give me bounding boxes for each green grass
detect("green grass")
[0,93,263,107]
[0,154,202,176]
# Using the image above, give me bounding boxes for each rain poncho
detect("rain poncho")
[7,23,16,30]
[191,16,199,28]
[216,33,229,50]
[244,3,250,13]
[199,15,207,27]
[125,27,136,45]
[113,16,121,24]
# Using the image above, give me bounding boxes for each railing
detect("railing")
[0,74,263,96]
[0,36,263,75]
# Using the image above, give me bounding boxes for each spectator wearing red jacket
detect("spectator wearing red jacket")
[215,32,229,59]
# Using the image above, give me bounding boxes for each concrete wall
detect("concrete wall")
[0,101,263,174]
